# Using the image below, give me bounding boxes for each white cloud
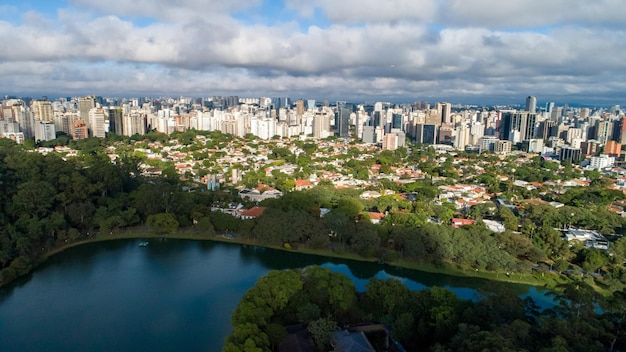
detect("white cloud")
[1,1,626,104]
[66,0,263,20]
[286,0,437,23]
[440,0,626,28]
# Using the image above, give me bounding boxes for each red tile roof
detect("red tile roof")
[240,206,266,218]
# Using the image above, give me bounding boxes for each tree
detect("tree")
[363,278,412,318]
[498,207,518,232]
[581,249,609,273]
[302,266,356,316]
[146,213,179,234]
[308,317,338,352]
[231,270,303,327]
[223,323,271,352]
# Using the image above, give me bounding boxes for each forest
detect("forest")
[225,266,626,352]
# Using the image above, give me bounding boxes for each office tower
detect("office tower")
[434,102,446,124]
[559,147,582,162]
[88,108,106,138]
[108,107,124,135]
[31,99,53,122]
[225,96,239,109]
[271,97,290,109]
[415,124,437,145]
[334,102,351,138]
[616,116,626,144]
[392,113,403,130]
[441,102,452,124]
[306,100,316,111]
[498,111,537,142]
[525,96,537,113]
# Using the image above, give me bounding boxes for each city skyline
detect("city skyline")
[1,1,625,105]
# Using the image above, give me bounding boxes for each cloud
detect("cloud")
[439,0,626,28]
[66,0,263,20]
[1,1,625,104]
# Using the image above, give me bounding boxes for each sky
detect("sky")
[1,0,625,105]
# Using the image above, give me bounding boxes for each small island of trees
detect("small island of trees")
[226,266,626,352]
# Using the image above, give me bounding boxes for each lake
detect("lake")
[0,239,551,352]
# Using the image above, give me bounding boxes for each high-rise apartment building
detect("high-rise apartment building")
[34,121,56,141]
[12,101,34,139]
[295,100,305,117]
[123,112,147,136]
[31,99,53,122]
[72,119,89,140]
[434,102,451,124]
[78,96,96,133]
[88,108,106,138]
[596,120,613,144]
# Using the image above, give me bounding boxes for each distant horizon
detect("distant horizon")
[3,92,622,109]
[1,1,625,105]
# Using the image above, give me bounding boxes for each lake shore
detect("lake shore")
[23,227,564,290]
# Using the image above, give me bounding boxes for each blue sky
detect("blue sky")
[1,0,625,105]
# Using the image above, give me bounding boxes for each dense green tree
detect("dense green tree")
[223,323,271,352]
[301,266,356,316]
[307,317,338,352]
[146,213,179,234]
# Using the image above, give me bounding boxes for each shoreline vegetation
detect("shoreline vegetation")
[15,227,562,291]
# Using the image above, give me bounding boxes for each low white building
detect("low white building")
[483,219,506,233]
[589,154,615,170]
[564,228,609,250]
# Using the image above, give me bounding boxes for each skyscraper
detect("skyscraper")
[108,107,124,135]
[499,111,537,143]
[525,96,537,113]
[392,113,403,130]
[334,102,351,138]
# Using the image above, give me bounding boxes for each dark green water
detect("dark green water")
[0,239,551,352]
